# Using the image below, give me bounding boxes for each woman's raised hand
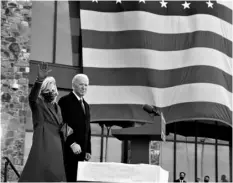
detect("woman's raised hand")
[38,62,52,80]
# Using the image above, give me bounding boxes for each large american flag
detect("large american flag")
[69,1,232,125]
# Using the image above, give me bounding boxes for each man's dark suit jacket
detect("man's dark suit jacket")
[58,92,91,182]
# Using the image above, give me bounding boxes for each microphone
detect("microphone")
[142,104,158,114]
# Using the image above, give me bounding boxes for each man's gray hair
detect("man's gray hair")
[72,74,89,88]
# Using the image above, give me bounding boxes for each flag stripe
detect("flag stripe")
[160,101,232,125]
[85,84,232,110]
[81,30,232,58]
[83,48,232,76]
[81,10,232,42]
[217,0,233,11]
[90,103,232,125]
[80,1,232,24]
[84,66,232,92]
[89,104,155,123]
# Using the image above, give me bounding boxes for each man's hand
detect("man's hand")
[85,153,91,161]
[70,143,82,155]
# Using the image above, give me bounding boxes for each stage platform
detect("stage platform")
[77,162,169,183]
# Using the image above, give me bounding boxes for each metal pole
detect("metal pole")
[100,123,104,162]
[215,122,218,182]
[104,126,111,162]
[173,123,177,181]
[200,139,205,181]
[52,0,57,64]
[229,140,232,182]
[122,140,128,163]
[4,161,9,182]
[195,121,198,181]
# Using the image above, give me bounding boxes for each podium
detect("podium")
[112,115,166,164]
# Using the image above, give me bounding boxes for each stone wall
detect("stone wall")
[1,0,31,181]
[150,141,161,165]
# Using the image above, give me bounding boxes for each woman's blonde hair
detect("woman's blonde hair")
[40,77,58,102]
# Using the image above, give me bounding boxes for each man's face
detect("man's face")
[204,177,209,182]
[180,173,185,180]
[73,77,88,97]
[221,175,226,180]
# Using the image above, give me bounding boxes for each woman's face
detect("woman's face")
[49,82,57,93]
[41,81,58,103]
[43,81,57,95]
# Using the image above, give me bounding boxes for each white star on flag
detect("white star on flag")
[92,0,98,3]
[182,1,191,9]
[206,0,214,8]
[160,0,168,8]
[139,0,145,3]
[116,0,121,4]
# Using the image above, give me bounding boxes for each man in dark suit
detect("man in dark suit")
[174,172,187,183]
[58,74,91,182]
[221,174,228,182]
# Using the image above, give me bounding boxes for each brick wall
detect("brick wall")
[1,0,31,181]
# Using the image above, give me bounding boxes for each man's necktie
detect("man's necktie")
[80,98,85,114]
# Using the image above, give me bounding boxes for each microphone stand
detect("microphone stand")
[104,125,112,162]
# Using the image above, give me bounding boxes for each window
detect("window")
[160,141,174,182]
[218,145,230,182]
[197,143,215,182]
[90,123,102,135]
[89,124,123,163]
[89,136,102,162]
[176,142,195,182]
[103,137,122,163]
